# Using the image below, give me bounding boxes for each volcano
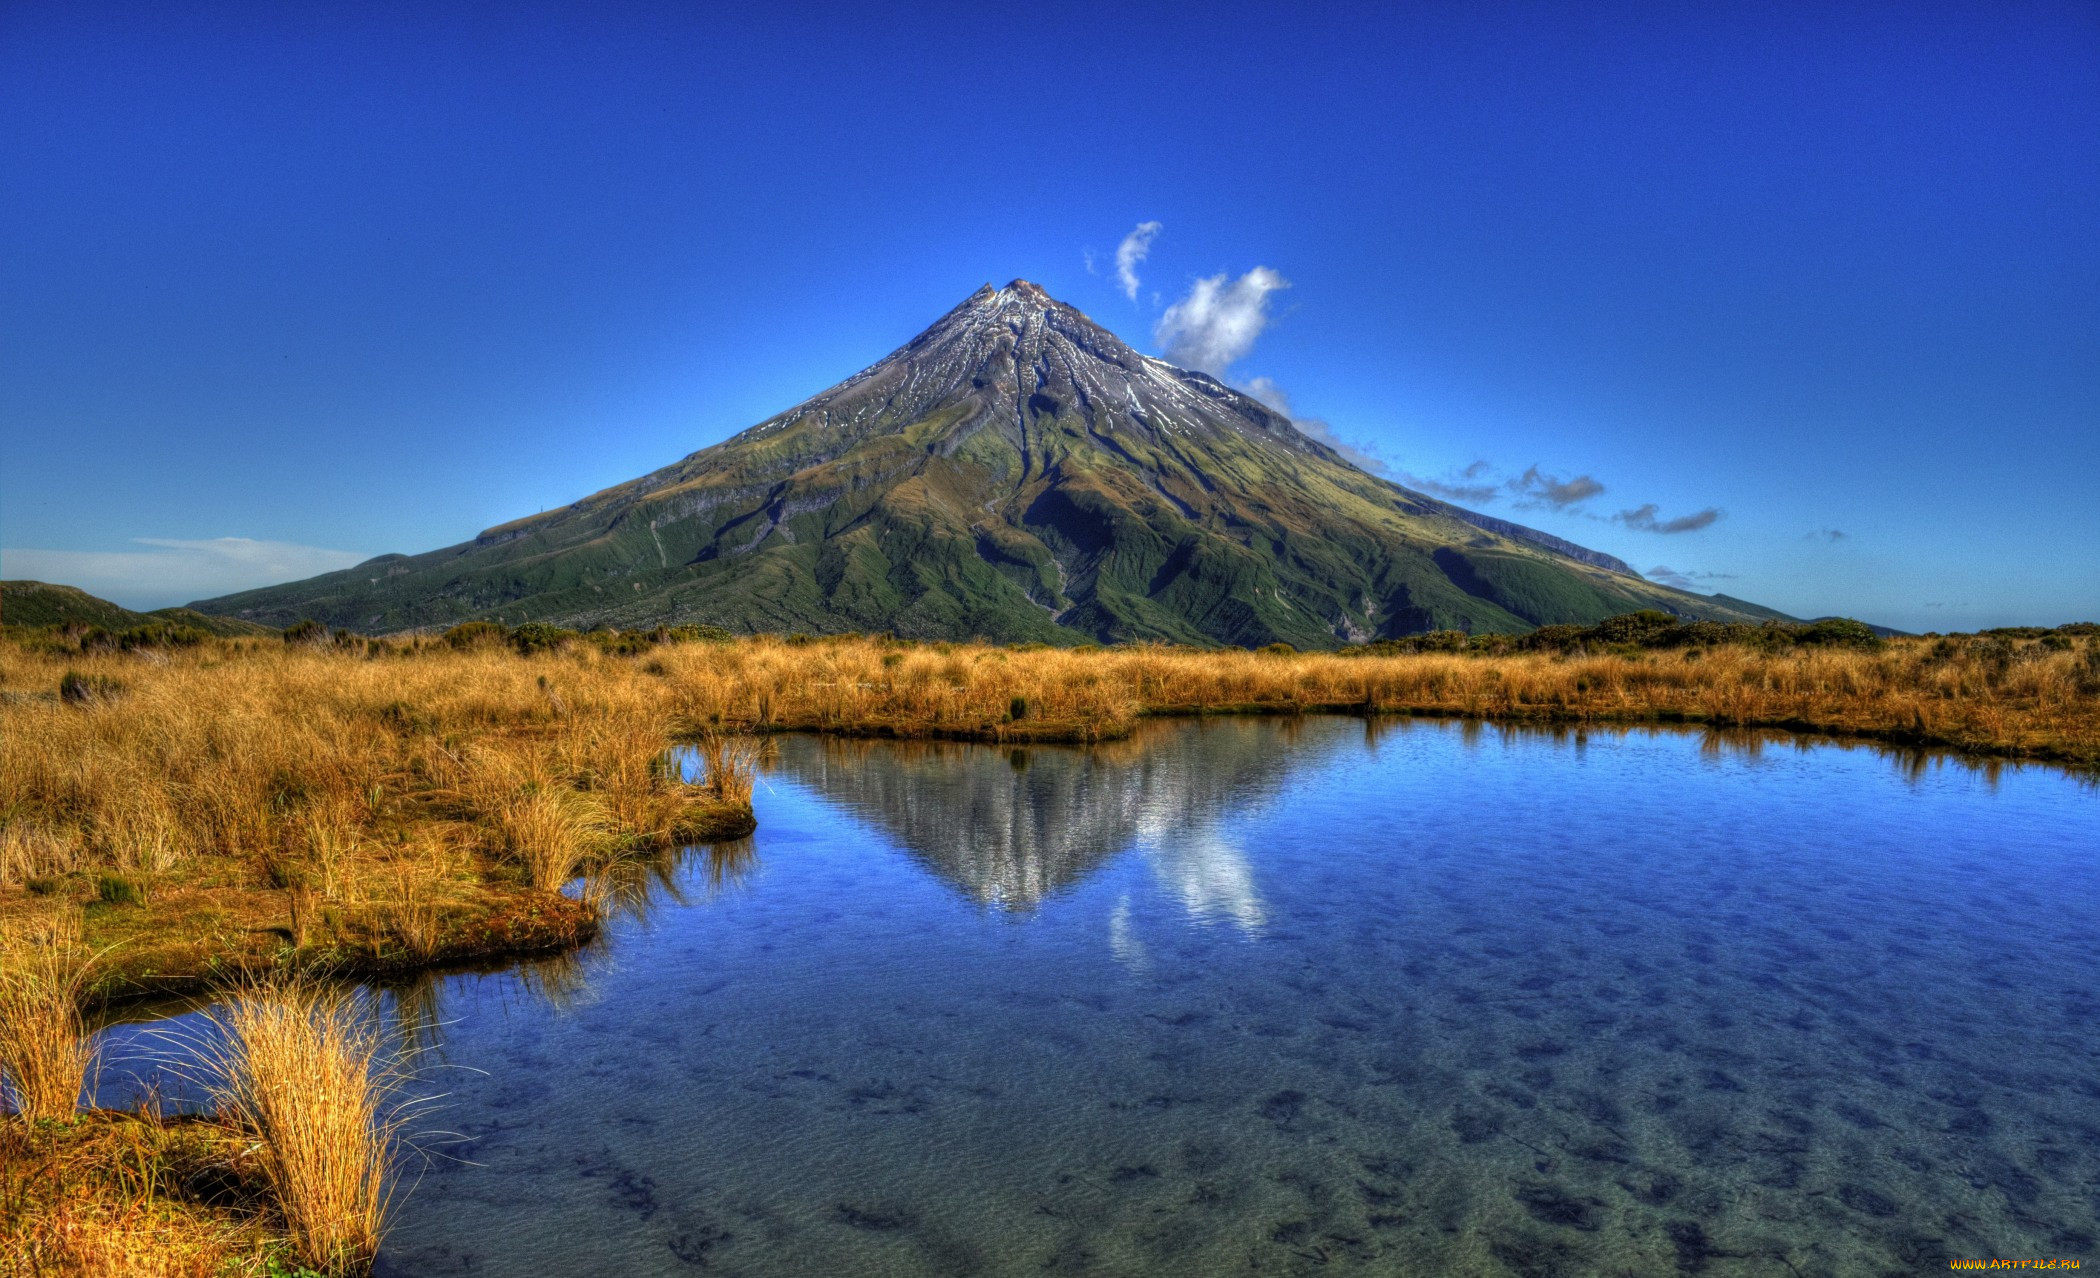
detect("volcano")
[193,281,1785,644]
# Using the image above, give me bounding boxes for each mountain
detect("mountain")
[0,580,276,636]
[192,281,1784,646]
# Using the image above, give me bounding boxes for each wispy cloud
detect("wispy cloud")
[1239,376,1292,415]
[1114,221,1163,301]
[1402,460,1500,504]
[1645,564,1739,590]
[1155,266,1289,375]
[0,537,369,609]
[1240,376,1389,474]
[1509,465,1606,510]
[1615,504,1723,534]
[1401,461,1726,535]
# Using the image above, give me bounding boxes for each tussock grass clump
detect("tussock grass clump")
[209,985,406,1275]
[0,906,95,1121]
[467,754,609,891]
[695,732,758,807]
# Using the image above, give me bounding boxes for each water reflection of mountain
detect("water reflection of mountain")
[767,720,1354,911]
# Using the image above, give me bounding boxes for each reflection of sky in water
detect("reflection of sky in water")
[90,718,2100,1276]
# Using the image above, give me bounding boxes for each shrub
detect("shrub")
[1795,617,1882,648]
[115,622,210,650]
[443,620,507,650]
[590,630,653,656]
[1590,611,1681,646]
[1520,625,1587,652]
[282,619,331,647]
[507,622,576,655]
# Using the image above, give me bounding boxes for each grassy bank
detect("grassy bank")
[1,1107,283,1276]
[0,634,756,1003]
[2,624,2093,974]
[1,983,413,1277]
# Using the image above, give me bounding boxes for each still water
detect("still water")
[100,717,2098,1275]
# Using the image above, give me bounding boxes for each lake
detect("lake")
[96,716,2099,1276]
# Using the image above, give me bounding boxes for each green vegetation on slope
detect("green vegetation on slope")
[1,580,277,637]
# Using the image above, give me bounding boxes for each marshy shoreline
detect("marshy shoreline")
[5,619,2096,990]
[2,619,2095,1273]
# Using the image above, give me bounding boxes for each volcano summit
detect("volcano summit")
[194,281,1782,644]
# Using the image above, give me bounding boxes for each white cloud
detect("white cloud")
[1,537,369,609]
[1113,221,1162,300]
[1154,266,1289,375]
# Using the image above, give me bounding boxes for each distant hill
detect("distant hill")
[191,281,1792,646]
[1,580,277,636]
[1811,616,1912,639]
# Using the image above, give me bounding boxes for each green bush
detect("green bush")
[508,621,577,655]
[444,620,508,650]
[282,618,330,646]
[1519,625,1586,652]
[115,621,211,650]
[666,623,733,644]
[1590,611,1680,645]
[1795,617,1882,648]
[590,629,653,656]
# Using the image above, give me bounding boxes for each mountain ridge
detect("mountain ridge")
[0,580,278,636]
[192,280,1786,645]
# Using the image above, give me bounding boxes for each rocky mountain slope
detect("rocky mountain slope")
[193,281,1784,645]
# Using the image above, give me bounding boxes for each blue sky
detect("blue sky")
[3,0,2094,632]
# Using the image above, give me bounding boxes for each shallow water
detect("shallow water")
[98,718,2099,1275]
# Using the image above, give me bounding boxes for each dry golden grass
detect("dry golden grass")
[0,636,757,997]
[655,630,2095,764]
[0,629,2088,985]
[0,904,95,1122]
[207,985,404,1275]
[0,1109,278,1278]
